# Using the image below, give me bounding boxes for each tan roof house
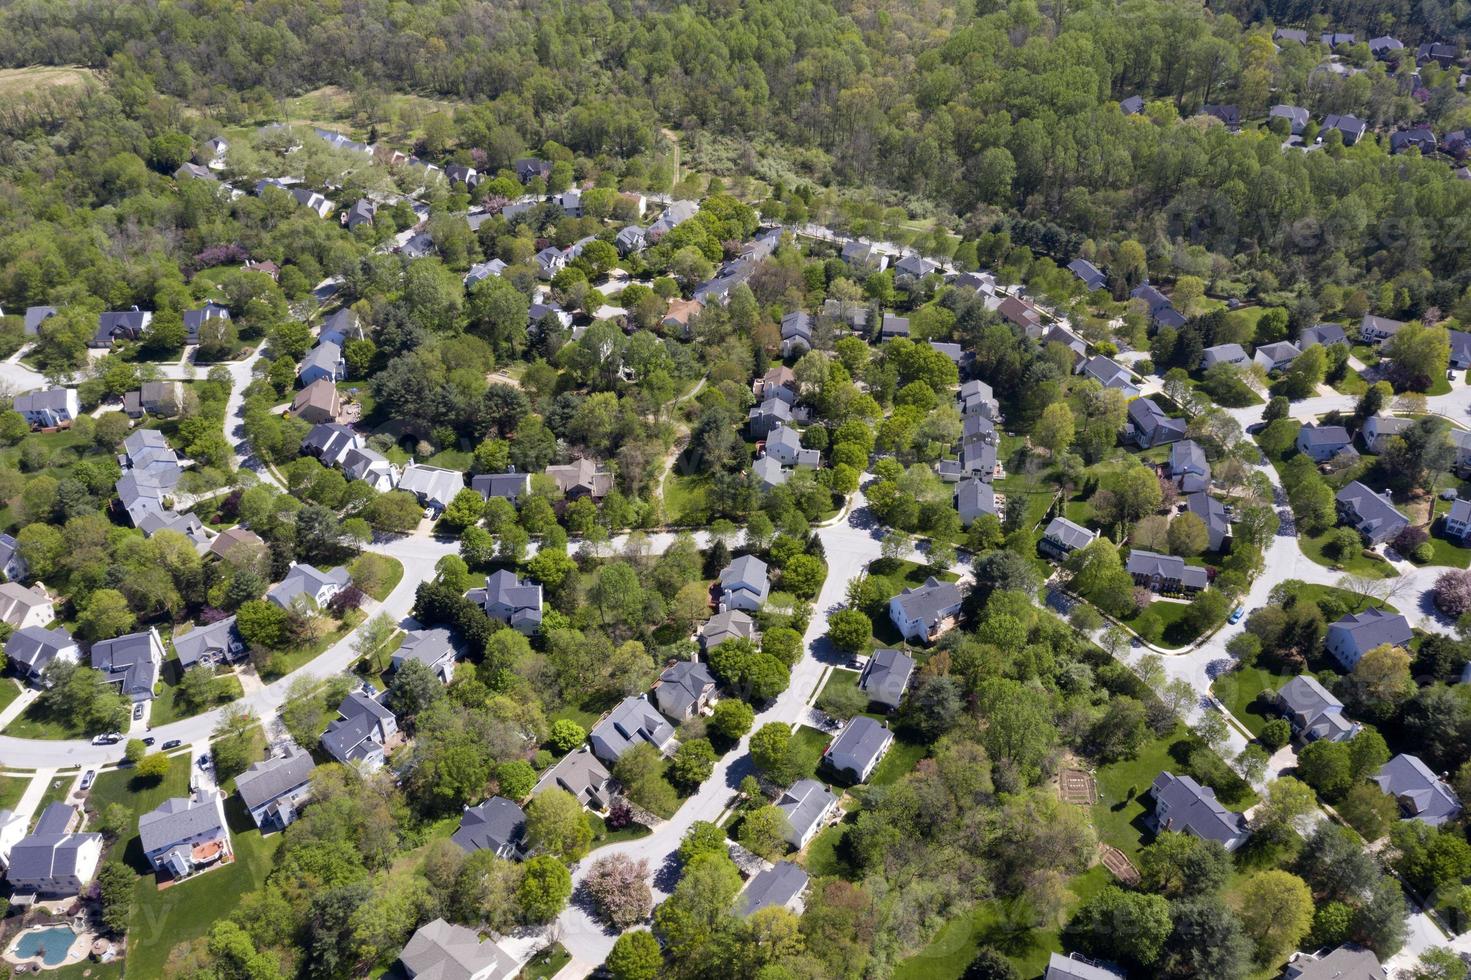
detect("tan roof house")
[290,378,343,424]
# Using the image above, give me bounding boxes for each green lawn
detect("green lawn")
[519,943,570,980]
[869,736,926,786]
[149,673,245,727]
[662,470,711,525]
[1299,529,1399,579]
[586,811,652,848]
[88,756,192,872]
[1211,665,1295,738]
[5,699,89,739]
[423,448,473,470]
[861,560,960,647]
[1285,582,1395,615]
[260,609,363,679]
[32,772,75,824]
[816,669,888,719]
[0,774,28,811]
[1120,598,1199,648]
[802,814,859,879]
[893,896,1060,980]
[1427,504,1471,568]
[350,554,405,600]
[0,678,23,714]
[788,725,832,782]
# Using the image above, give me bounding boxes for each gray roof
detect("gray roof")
[1256,339,1302,363]
[1284,945,1386,980]
[1186,492,1230,549]
[890,577,963,629]
[1170,440,1210,492]
[588,696,674,762]
[701,609,757,649]
[173,617,241,668]
[299,340,343,377]
[776,778,838,843]
[1374,754,1462,826]
[740,861,809,917]
[7,802,99,890]
[656,660,716,718]
[1128,398,1186,442]
[1269,104,1310,131]
[955,477,996,523]
[542,749,611,806]
[880,313,910,337]
[1201,343,1247,367]
[1328,607,1412,654]
[1082,355,1136,391]
[1043,517,1097,552]
[719,555,770,602]
[1067,258,1107,289]
[342,446,394,484]
[1276,675,1357,742]
[468,570,543,630]
[451,797,526,855]
[1275,28,1308,43]
[400,918,518,980]
[235,748,315,812]
[1336,482,1409,540]
[398,463,464,510]
[182,302,229,339]
[1126,549,1209,590]
[321,691,395,763]
[825,716,892,779]
[14,388,73,414]
[1045,952,1126,980]
[1130,283,1171,312]
[267,563,350,608]
[858,649,915,707]
[90,629,160,698]
[23,306,56,335]
[1120,95,1144,114]
[752,454,789,489]
[471,473,529,501]
[301,422,361,460]
[138,794,225,855]
[394,628,456,674]
[1298,424,1351,448]
[1151,771,1250,847]
[1300,324,1347,347]
[4,625,75,673]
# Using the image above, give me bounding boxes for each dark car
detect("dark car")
[161,739,182,750]
[141,737,155,747]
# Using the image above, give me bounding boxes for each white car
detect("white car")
[90,733,121,746]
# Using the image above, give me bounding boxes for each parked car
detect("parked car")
[132,703,145,721]
[90,733,120,745]
[161,739,182,750]
[141,737,155,747]
[79,770,96,791]
[1228,606,1245,624]
[196,754,212,769]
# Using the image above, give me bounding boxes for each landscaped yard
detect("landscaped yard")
[1427,502,1471,568]
[1120,597,1199,648]
[260,609,364,679]
[1299,529,1399,578]
[149,672,245,726]
[869,735,926,786]
[5,700,89,739]
[0,678,23,714]
[33,772,76,823]
[861,559,960,648]
[802,815,859,879]
[0,774,28,812]
[788,725,832,782]
[893,896,1060,980]
[586,811,652,847]
[519,942,570,979]
[1211,665,1296,738]
[662,470,711,525]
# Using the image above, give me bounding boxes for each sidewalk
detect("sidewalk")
[0,686,37,732]
[12,768,58,826]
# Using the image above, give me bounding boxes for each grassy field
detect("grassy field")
[0,775,29,811]
[351,554,405,600]
[788,725,832,782]
[519,943,570,979]
[149,673,245,727]
[1427,502,1471,568]
[0,65,98,97]
[1120,597,1199,648]
[0,678,22,714]
[868,735,926,786]
[260,609,363,679]
[802,814,859,879]
[661,471,711,525]
[5,700,88,739]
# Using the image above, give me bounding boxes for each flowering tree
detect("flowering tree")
[1433,569,1471,617]
[584,853,653,928]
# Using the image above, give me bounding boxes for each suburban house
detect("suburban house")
[1283,945,1386,980]
[888,577,963,644]
[342,447,399,492]
[1127,398,1187,449]
[235,747,316,831]
[4,625,79,684]
[1120,95,1144,114]
[266,563,350,610]
[1390,128,1438,155]
[91,627,164,702]
[779,312,813,357]
[535,749,614,811]
[1335,482,1410,545]
[319,309,363,346]
[879,313,910,340]
[1374,754,1463,826]
[1274,675,1361,743]
[465,258,508,286]
[176,161,216,181]
[1360,413,1413,453]
[1326,608,1413,670]
[775,778,839,849]
[300,422,364,466]
[321,690,399,770]
[91,308,152,347]
[754,366,798,405]
[998,295,1044,335]
[1254,340,1302,372]
[1455,430,1471,476]
[1443,498,1471,542]
[1186,492,1231,552]
[1126,550,1208,593]
[398,463,464,515]
[1417,40,1460,66]
[840,239,893,271]
[1322,31,1356,46]
[126,379,184,418]
[614,226,646,256]
[858,648,916,710]
[471,472,530,503]
[1201,103,1242,130]
[1299,324,1348,348]
[1067,258,1107,291]
[0,582,54,631]
[1359,314,1405,344]
[588,695,675,764]
[766,425,820,468]
[958,379,1000,419]
[0,532,25,580]
[398,918,518,980]
[298,341,345,385]
[451,797,526,859]
[648,199,698,240]
[747,396,793,439]
[753,454,790,491]
[1296,424,1353,462]
[1040,517,1098,560]
[514,157,552,182]
[1169,440,1211,493]
[1449,329,1471,369]
[1200,343,1248,369]
[183,301,230,344]
[139,791,233,880]
[23,306,56,336]
[824,716,893,783]
[718,555,770,612]
[1269,104,1310,135]
[1322,113,1368,145]
[468,570,543,634]
[654,661,717,722]
[1150,771,1251,851]
[1044,952,1126,980]
[544,458,614,501]
[174,616,246,670]
[894,254,940,280]
[955,477,996,526]
[1080,355,1141,396]
[290,378,343,424]
[740,862,810,918]
[4,804,102,897]
[533,246,566,279]
[392,628,457,682]
[13,388,78,428]
[662,297,703,335]
[345,199,376,229]
[701,609,758,651]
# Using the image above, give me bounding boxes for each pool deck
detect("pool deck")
[5,923,92,970]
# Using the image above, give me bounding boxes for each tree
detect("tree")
[780,555,826,599]
[136,752,170,781]
[708,699,754,742]
[439,488,484,530]
[1260,718,1291,751]
[1406,948,1467,980]
[1034,403,1074,455]
[737,805,789,860]
[584,854,653,928]
[1234,870,1314,964]
[1139,831,1232,898]
[389,659,444,724]
[548,719,586,753]
[1063,885,1172,968]
[614,742,680,816]
[669,738,716,789]
[827,609,871,652]
[517,856,572,922]
[524,788,592,862]
[98,862,134,934]
[962,949,1020,980]
[679,821,728,865]
[900,674,963,742]
[78,588,135,640]
[1432,569,1471,617]
[1161,895,1252,980]
[1296,740,1353,800]
[1384,321,1450,391]
[606,930,663,980]
[750,723,795,783]
[1168,512,1209,556]
[496,760,536,800]
[124,738,147,764]
[236,599,289,649]
[1255,777,1319,843]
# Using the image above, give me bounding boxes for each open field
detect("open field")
[0,66,99,97]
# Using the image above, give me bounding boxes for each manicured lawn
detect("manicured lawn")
[5,699,89,739]
[1426,505,1471,568]
[803,815,859,879]
[1299,528,1399,579]
[126,800,282,977]
[1285,582,1395,614]
[519,942,570,979]
[260,609,363,679]
[0,678,22,714]
[149,673,245,727]
[1120,597,1202,648]
[0,775,28,812]
[423,448,473,470]
[88,757,193,872]
[862,559,959,647]
[869,735,926,786]
[1211,665,1295,738]
[817,668,887,718]
[586,811,652,847]
[788,725,832,782]
[893,896,1060,980]
[32,772,75,824]
[350,554,405,600]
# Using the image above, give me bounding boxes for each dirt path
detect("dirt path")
[656,376,707,504]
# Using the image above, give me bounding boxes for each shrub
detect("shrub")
[548,718,586,753]
[1433,569,1471,617]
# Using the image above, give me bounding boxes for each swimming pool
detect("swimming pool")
[12,925,76,966]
